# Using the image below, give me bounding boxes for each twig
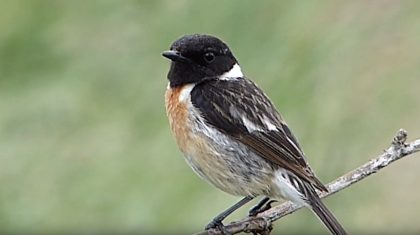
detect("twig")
[196,129,420,235]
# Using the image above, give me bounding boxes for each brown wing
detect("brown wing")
[190,78,327,192]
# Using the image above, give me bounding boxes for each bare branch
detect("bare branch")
[196,129,420,235]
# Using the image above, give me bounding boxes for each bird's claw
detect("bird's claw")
[248,200,277,217]
[205,220,229,234]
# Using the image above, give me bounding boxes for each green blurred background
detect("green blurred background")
[0,0,419,234]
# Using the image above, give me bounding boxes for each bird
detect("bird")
[162,34,347,235]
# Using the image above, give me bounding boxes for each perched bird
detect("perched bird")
[163,34,347,235]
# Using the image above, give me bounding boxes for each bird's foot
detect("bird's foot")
[248,199,277,217]
[205,219,229,234]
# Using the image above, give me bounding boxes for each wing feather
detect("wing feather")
[190,78,327,192]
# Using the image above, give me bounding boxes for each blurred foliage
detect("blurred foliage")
[0,0,419,234]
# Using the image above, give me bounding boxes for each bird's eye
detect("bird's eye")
[204,52,215,63]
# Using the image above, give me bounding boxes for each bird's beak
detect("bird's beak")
[162,50,191,63]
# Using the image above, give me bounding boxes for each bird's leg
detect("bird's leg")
[248,197,269,216]
[205,195,255,231]
[248,197,277,216]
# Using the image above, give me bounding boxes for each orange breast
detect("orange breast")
[165,85,192,153]
[165,85,274,196]
[165,84,219,174]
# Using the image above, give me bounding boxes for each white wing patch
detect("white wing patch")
[241,115,264,133]
[262,115,278,131]
[219,63,244,80]
[229,105,281,133]
[229,105,264,132]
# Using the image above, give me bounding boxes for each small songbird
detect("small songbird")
[163,34,347,235]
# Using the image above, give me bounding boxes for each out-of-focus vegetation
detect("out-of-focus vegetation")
[0,0,419,234]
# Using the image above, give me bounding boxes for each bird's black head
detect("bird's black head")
[162,34,239,87]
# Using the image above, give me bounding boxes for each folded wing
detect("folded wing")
[190,78,327,192]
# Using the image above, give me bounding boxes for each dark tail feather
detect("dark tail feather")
[308,194,347,235]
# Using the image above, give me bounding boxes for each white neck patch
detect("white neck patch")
[219,63,243,80]
[178,83,196,102]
